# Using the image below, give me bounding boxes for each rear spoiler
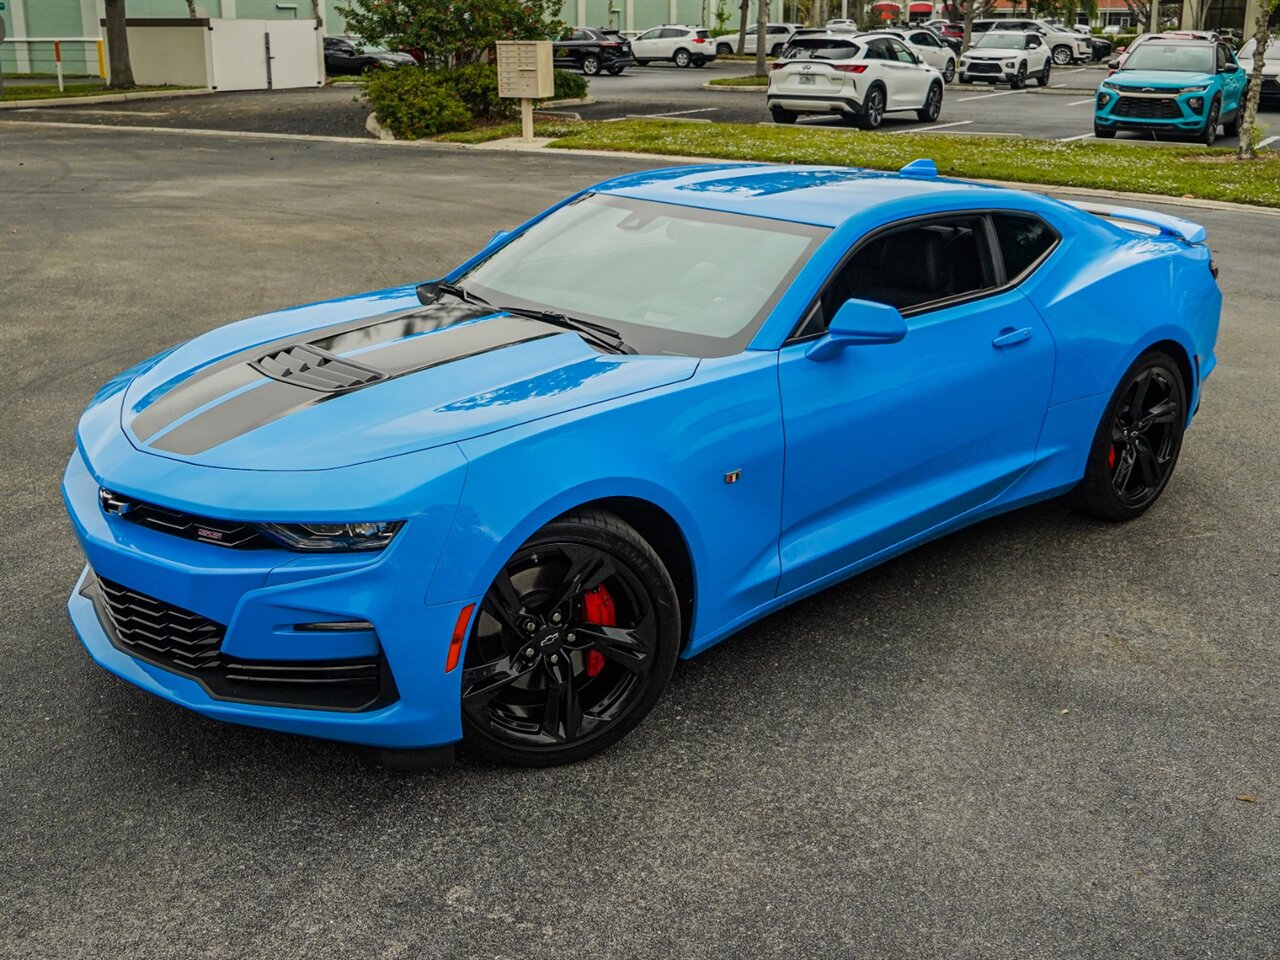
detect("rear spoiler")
[1067,201,1207,244]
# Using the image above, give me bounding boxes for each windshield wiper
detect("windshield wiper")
[499,306,635,355]
[417,281,632,354]
[416,279,486,307]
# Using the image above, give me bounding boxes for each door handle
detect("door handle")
[992,326,1032,348]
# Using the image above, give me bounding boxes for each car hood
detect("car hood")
[118,286,698,471]
[1108,69,1215,87]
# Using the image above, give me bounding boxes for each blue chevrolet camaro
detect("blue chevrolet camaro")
[64,162,1221,767]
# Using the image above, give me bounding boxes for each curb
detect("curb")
[4,117,1274,217]
[366,111,395,142]
[703,81,767,93]
[542,96,594,107]
[0,87,213,110]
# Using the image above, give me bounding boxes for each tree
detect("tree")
[754,0,768,77]
[337,0,564,67]
[310,0,324,26]
[1237,0,1280,159]
[736,0,750,55]
[104,0,135,90]
[185,0,197,16]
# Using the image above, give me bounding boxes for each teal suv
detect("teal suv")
[1094,38,1247,145]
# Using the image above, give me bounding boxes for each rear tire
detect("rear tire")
[1010,62,1027,89]
[856,85,886,129]
[1037,61,1051,87]
[460,509,681,767]
[1223,108,1241,137]
[674,48,691,68]
[1064,351,1187,522]
[693,58,707,68]
[770,106,798,124]
[943,58,956,83]
[606,64,625,76]
[582,55,601,76]
[916,82,943,122]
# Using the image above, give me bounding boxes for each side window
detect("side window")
[864,39,889,60]
[637,29,662,40]
[910,32,932,46]
[990,213,1058,282]
[571,30,589,42]
[662,28,685,39]
[1217,44,1231,70]
[796,216,999,338]
[890,39,917,63]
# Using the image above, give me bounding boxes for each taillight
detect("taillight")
[600,41,621,47]
[832,64,868,73]
[771,61,786,70]
[693,37,706,44]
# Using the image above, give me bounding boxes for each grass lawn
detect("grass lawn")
[0,82,198,102]
[434,119,586,144]
[708,75,769,87]
[547,120,1280,208]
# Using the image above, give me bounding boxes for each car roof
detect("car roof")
[589,164,1040,229]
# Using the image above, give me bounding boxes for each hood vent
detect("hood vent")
[250,344,385,393]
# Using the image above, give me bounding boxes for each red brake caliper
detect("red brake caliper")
[580,584,615,678]
[1108,444,1117,470]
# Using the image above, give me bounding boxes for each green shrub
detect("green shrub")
[437,62,517,121]
[364,67,472,139]
[551,68,588,101]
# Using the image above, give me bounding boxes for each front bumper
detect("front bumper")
[1094,87,1215,132]
[63,444,476,750]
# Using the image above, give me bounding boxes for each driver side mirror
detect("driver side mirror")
[806,298,907,362]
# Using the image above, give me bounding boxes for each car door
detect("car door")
[631,27,664,60]
[909,30,947,71]
[325,38,360,74]
[1219,43,1247,112]
[555,29,587,69]
[742,24,759,55]
[887,37,931,107]
[775,212,1056,594]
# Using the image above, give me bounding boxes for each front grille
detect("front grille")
[101,488,273,549]
[1112,95,1182,119]
[88,572,394,711]
[967,62,1002,74]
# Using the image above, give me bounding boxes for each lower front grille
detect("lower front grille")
[967,62,1001,74]
[87,572,394,712]
[1112,96,1182,119]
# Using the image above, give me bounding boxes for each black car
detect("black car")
[323,36,417,75]
[1090,37,1114,62]
[553,26,635,76]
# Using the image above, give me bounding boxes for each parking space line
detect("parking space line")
[955,89,1028,102]
[1067,99,1096,106]
[893,120,973,132]
[1259,135,1279,149]
[1058,133,1094,141]
[645,107,719,117]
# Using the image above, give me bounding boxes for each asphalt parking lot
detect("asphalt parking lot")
[6,58,1277,150]
[1,124,1278,959]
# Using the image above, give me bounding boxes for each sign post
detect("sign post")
[496,40,554,143]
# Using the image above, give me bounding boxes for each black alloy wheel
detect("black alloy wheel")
[606,64,626,75]
[1038,61,1051,86]
[858,86,885,129]
[943,57,956,82]
[1010,62,1028,89]
[582,54,601,76]
[460,510,680,766]
[1066,352,1187,521]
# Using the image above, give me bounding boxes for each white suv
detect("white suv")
[631,25,717,67]
[767,33,944,129]
[716,23,803,57]
[864,28,958,82]
[958,30,1054,87]
[973,18,1091,64]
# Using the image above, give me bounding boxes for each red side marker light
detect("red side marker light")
[445,603,475,673]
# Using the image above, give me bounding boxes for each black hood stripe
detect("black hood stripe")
[131,302,488,443]
[145,312,560,456]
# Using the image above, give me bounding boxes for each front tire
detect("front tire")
[1200,98,1220,146]
[916,82,943,122]
[1094,122,1116,139]
[717,42,733,56]
[1064,351,1187,522]
[1052,45,1073,65]
[460,510,681,766]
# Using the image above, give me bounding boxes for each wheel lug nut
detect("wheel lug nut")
[566,632,576,642]
[524,620,537,632]
[523,646,535,658]
[551,611,562,623]
[549,654,559,664]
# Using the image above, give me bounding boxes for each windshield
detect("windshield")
[460,194,828,357]
[973,32,1025,48]
[1122,43,1214,72]
[784,38,861,59]
[1239,39,1280,61]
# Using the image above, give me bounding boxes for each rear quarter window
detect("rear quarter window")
[992,213,1059,282]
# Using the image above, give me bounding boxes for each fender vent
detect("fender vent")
[250,344,385,392]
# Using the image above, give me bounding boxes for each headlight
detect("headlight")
[259,521,404,552]
[1176,85,1209,93]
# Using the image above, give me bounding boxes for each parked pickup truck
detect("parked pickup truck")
[553,27,636,76]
